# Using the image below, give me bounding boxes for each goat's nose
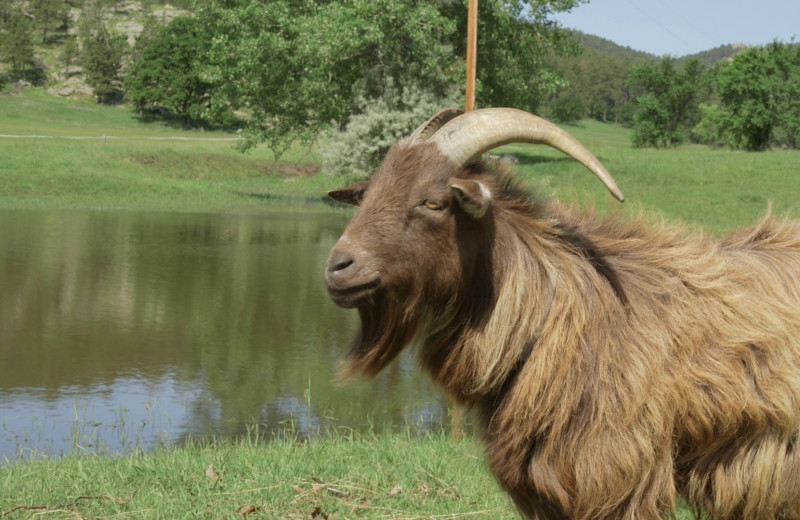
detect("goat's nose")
[326,247,355,276]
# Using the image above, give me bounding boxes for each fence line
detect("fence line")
[0,134,241,141]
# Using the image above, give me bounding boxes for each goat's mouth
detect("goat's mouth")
[326,277,381,308]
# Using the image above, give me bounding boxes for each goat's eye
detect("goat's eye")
[423,199,445,211]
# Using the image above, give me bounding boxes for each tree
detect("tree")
[0,7,37,79]
[628,57,704,148]
[81,20,127,103]
[440,0,587,113]
[197,0,458,156]
[124,16,216,125]
[127,14,159,65]
[549,92,584,122]
[0,0,15,25]
[550,48,635,123]
[197,0,584,156]
[59,35,78,79]
[29,0,67,43]
[711,42,800,151]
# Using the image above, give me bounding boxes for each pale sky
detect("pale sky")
[553,0,800,57]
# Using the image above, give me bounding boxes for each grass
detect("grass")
[0,89,341,212]
[502,119,800,234]
[1,430,701,520]
[3,89,799,230]
[1,431,518,519]
[0,137,337,212]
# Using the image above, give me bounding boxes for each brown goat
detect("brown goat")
[324,108,800,520]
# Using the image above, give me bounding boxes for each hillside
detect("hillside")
[2,1,188,99]
[678,43,749,66]
[570,30,746,66]
[570,31,657,63]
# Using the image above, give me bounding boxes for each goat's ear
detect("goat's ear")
[328,180,369,206]
[450,178,491,219]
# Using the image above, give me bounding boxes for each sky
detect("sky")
[553,0,800,57]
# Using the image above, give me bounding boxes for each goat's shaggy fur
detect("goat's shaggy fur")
[325,141,800,519]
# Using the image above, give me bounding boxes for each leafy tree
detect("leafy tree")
[197,0,458,156]
[772,42,800,148]
[197,0,584,156]
[586,52,636,123]
[550,48,635,123]
[0,7,37,79]
[711,42,800,151]
[81,20,127,103]
[127,14,159,65]
[124,16,216,125]
[59,35,78,79]
[549,92,584,123]
[440,0,587,113]
[0,0,15,25]
[628,57,704,148]
[29,0,67,43]
[690,103,728,148]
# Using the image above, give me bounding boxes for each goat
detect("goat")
[323,107,800,519]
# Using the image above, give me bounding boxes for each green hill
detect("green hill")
[677,43,749,66]
[570,31,657,62]
[569,30,746,66]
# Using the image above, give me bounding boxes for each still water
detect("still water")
[0,208,449,459]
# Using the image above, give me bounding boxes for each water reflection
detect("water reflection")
[0,209,449,459]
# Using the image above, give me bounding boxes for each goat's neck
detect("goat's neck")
[422,207,570,403]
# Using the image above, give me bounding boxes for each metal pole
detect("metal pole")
[465,0,477,112]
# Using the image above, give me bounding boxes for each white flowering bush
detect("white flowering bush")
[321,83,460,179]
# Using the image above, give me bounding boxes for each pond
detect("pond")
[0,208,452,460]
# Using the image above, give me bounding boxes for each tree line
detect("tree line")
[552,40,800,151]
[1,0,798,167]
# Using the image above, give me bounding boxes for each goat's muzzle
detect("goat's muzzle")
[324,241,381,308]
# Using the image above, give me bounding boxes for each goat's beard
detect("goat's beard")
[339,288,423,379]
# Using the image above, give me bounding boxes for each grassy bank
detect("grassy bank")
[0,89,342,212]
[3,88,798,232]
[1,432,518,520]
[502,122,800,234]
[1,431,702,520]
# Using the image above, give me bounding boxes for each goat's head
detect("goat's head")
[324,108,623,377]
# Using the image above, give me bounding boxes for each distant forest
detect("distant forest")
[546,31,748,126]
[574,31,745,66]
[547,31,799,151]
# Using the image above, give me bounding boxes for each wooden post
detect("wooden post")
[465,0,477,112]
[453,0,478,442]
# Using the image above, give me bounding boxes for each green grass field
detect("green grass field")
[1,432,521,520]
[3,89,798,231]
[505,120,800,234]
[2,88,797,518]
[0,89,340,212]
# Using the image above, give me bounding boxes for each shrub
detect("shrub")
[321,82,460,179]
[549,93,585,123]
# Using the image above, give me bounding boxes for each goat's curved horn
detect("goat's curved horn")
[429,107,624,202]
[409,108,465,143]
